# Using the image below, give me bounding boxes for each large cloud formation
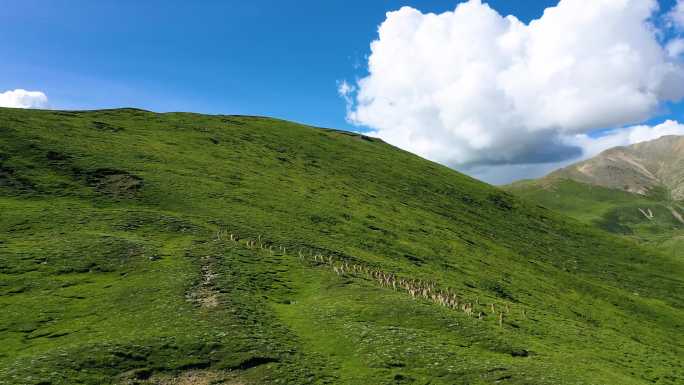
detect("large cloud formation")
[343,0,684,182]
[0,89,49,109]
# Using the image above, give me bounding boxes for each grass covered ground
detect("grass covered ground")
[507,178,684,259]
[1,107,683,384]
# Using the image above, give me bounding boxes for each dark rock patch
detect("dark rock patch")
[177,361,211,370]
[235,356,279,370]
[46,151,69,161]
[385,361,406,368]
[222,118,246,126]
[0,164,35,193]
[510,349,529,357]
[392,373,415,383]
[92,121,123,132]
[327,129,384,143]
[84,168,143,198]
[488,193,514,211]
[132,368,152,380]
[403,254,424,266]
[52,111,80,118]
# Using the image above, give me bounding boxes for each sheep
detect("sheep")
[216,233,529,330]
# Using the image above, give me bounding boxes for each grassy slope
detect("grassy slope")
[0,107,683,385]
[507,178,684,259]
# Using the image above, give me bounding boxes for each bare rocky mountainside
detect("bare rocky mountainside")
[548,135,684,200]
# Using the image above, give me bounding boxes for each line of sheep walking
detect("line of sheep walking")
[215,229,527,328]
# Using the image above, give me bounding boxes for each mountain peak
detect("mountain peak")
[548,135,684,200]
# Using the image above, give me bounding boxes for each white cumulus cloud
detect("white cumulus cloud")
[343,0,684,178]
[0,89,49,109]
[669,0,684,29]
[667,38,684,57]
[570,119,684,158]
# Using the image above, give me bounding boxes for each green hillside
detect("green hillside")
[1,107,683,385]
[507,178,684,259]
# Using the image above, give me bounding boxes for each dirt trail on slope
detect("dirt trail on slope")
[120,370,245,385]
[186,255,220,309]
[154,370,243,385]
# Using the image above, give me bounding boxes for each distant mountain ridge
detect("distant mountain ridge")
[507,135,684,259]
[547,135,684,200]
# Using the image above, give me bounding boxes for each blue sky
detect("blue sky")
[2,0,683,183]
[1,0,578,130]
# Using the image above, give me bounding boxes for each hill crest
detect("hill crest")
[2,107,683,384]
